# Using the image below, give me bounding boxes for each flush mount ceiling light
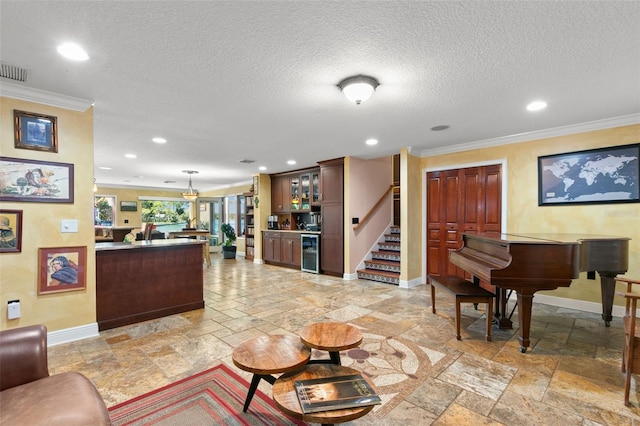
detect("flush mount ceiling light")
[338,75,379,105]
[526,100,547,112]
[57,42,89,61]
[181,170,199,200]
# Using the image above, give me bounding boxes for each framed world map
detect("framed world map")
[538,143,639,206]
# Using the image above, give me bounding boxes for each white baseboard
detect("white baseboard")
[399,277,422,289]
[531,293,625,318]
[48,323,99,347]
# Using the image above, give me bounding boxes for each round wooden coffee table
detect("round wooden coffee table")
[299,322,363,365]
[232,334,311,412]
[273,363,376,426]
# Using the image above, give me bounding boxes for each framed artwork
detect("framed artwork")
[538,143,639,206]
[120,200,137,211]
[38,246,87,294]
[0,209,22,253]
[0,157,74,203]
[253,175,259,195]
[14,110,58,153]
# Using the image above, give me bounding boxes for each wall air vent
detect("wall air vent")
[0,62,29,82]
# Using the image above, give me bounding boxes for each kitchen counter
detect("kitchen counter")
[95,238,204,330]
[96,239,203,251]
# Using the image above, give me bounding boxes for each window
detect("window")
[94,195,116,226]
[139,199,193,234]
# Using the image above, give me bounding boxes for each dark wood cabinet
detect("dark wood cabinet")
[280,233,301,267]
[263,231,301,269]
[263,231,281,263]
[319,158,344,277]
[271,175,290,213]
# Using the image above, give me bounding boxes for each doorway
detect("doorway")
[197,198,222,253]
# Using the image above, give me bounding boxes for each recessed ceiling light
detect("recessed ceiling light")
[259,166,267,171]
[526,100,547,112]
[431,125,450,131]
[98,166,112,170]
[152,137,167,144]
[366,138,378,146]
[57,42,89,61]
[125,153,137,159]
[287,160,296,165]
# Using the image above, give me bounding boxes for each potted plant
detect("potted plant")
[221,223,237,259]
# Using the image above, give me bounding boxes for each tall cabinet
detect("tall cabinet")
[319,158,344,277]
[244,192,255,260]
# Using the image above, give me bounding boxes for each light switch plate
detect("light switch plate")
[61,219,78,233]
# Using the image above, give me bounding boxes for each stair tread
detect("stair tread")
[365,259,400,266]
[358,269,400,278]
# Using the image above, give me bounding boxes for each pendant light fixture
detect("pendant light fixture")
[181,170,199,200]
[338,75,379,105]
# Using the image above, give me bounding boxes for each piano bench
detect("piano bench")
[428,275,494,342]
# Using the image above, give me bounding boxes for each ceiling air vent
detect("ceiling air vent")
[239,159,256,164]
[0,62,29,82]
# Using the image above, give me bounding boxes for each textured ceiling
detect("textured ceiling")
[1,1,639,191]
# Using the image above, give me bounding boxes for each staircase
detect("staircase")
[357,226,400,285]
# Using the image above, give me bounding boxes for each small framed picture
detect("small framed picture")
[0,156,74,203]
[0,210,22,253]
[14,110,58,153]
[38,246,87,294]
[120,201,138,211]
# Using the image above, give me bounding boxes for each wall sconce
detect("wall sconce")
[93,178,97,193]
[338,75,379,105]
[181,170,199,200]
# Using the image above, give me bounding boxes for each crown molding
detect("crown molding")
[420,113,640,157]
[0,80,93,112]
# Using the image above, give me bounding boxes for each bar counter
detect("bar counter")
[96,239,205,330]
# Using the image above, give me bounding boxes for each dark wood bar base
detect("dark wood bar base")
[96,240,204,331]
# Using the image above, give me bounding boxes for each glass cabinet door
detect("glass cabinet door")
[290,176,300,210]
[311,172,320,205]
[300,174,310,210]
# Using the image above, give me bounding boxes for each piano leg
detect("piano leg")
[497,288,513,329]
[599,272,618,327]
[515,290,535,353]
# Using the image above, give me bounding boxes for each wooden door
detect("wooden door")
[427,165,501,279]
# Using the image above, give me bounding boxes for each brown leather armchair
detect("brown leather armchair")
[0,325,111,425]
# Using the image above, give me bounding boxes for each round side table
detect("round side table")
[232,334,311,412]
[299,322,363,365]
[273,363,376,426]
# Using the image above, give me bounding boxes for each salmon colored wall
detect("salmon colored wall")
[1,97,95,332]
[345,156,392,274]
[421,124,640,305]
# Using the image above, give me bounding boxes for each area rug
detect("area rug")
[108,364,307,425]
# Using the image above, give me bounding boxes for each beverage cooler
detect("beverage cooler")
[301,234,320,273]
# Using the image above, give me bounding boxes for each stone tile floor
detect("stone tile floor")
[49,254,640,425]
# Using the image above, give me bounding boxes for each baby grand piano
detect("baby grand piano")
[449,232,630,353]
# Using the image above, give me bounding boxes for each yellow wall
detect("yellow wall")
[1,97,95,332]
[421,124,640,304]
[401,149,423,283]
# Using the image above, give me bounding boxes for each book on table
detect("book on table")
[294,374,381,414]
